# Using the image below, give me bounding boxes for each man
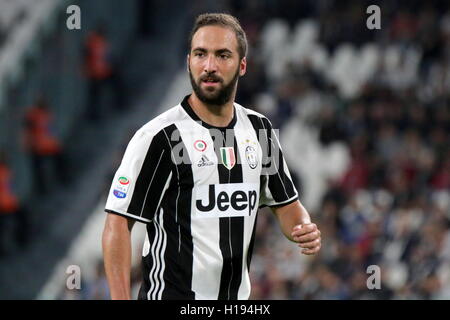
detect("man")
[102,13,321,300]
[0,151,30,255]
[84,26,125,121]
[24,96,67,194]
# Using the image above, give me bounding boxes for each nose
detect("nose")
[204,55,218,73]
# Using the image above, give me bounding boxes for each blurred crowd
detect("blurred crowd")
[0,11,126,257]
[230,0,450,299]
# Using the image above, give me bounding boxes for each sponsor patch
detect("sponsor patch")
[197,155,214,167]
[113,176,130,199]
[220,147,236,170]
[194,140,207,152]
[113,189,127,198]
[195,183,259,218]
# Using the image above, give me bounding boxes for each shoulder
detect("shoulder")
[234,102,273,130]
[135,103,187,139]
[140,105,183,134]
[128,104,184,147]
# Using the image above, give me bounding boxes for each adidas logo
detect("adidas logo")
[197,155,214,167]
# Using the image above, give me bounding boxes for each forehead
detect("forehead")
[191,25,238,52]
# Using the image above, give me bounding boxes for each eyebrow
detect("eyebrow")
[217,49,232,55]
[192,47,233,54]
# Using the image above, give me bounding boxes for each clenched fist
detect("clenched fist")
[291,223,321,255]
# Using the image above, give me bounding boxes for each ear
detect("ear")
[186,54,190,73]
[239,57,247,77]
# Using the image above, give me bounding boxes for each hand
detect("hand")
[291,223,321,255]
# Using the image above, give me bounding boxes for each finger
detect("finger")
[293,223,316,235]
[301,245,321,255]
[294,230,320,243]
[291,223,317,237]
[297,238,321,249]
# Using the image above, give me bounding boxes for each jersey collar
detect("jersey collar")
[181,95,237,130]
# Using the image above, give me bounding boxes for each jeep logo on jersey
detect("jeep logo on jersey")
[195,183,258,218]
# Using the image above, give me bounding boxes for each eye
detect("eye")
[194,52,204,57]
[220,54,230,59]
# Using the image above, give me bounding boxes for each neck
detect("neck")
[188,93,235,127]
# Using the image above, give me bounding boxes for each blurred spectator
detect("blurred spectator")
[431,150,450,190]
[0,151,30,256]
[85,260,110,300]
[83,26,125,121]
[24,96,67,194]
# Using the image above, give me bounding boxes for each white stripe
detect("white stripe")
[227,217,234,299]
[156,209,167,299]
[104,208,151,223]
[239,213,257,299]
[147,214,161,300]
[140,149,165,218]
[155,171,173,211]
[178,225,181,252]
[150,216,161,299]
[227,152,233,299]
[151,212,163,299]
[142,232,150,257]
[149,209,167,300]
[265,194,298,207]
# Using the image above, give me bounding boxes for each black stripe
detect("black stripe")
[212,128,245,300]
[247,115,297,203]
[128,129,172,221]
[160,124,195,300]
[246,214,258,270]
[267,126,296,200]
[218,218,233,299]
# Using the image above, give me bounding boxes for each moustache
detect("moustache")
[200,74,223,83]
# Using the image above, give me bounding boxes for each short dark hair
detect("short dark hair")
[188,13,248,60]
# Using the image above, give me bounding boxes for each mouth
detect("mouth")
[201,77,221,86]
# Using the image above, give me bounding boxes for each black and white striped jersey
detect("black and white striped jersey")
[105,95,298,300]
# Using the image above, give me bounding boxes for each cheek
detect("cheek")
[225,64,241,81]
[189,63,202,79]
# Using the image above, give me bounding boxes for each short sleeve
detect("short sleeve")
[105,128,173,223]
[256,117,298,208]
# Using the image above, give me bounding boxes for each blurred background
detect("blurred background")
[0,0,449,300]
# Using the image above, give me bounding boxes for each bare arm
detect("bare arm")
[271,200,321,255]
[102,213,135,300]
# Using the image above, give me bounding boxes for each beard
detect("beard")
[189,66,240,106]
